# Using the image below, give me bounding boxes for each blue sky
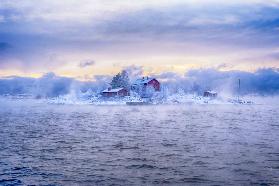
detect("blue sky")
[0,0,279,79]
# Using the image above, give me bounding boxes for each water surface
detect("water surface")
[0,100,279,185]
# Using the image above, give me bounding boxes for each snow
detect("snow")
[41,89,259,106]
[102,88,125,93]
[2,88,272,106]
[204,90,217,94]
[132,77,155,86]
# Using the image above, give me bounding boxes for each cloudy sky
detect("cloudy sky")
[0,0,279,80]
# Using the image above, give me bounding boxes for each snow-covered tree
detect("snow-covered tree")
[110,70,130,89]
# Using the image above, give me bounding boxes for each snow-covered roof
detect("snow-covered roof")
[204,90,217,94]
[132,77,155,86]
[102,88,125,93]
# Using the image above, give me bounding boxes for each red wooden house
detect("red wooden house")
[131,77,160,97]
[102,87,129,97]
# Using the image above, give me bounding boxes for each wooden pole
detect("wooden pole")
[238,79,241,101]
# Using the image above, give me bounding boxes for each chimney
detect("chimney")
[108,87,112,91]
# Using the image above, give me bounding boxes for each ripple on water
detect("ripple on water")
[0,103,278,185]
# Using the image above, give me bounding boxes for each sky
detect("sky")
[0,0,279,80]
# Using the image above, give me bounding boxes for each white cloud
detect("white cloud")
[1,0,279,76]
[1,0,278,23]
[0,15,5,23]
[188,15,240,26]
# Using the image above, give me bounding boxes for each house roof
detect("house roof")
[204,90,217,94]
[132,77,156,86]
[102,88,125,93]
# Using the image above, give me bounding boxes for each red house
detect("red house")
[131,77,160,97]
[102,87,129,97]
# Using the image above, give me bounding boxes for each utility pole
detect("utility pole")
[238,79,241,101]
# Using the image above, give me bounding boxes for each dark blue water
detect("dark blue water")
[0,99,279,185]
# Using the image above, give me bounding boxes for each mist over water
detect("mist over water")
[0,99,278,185]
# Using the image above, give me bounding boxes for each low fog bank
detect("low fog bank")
[159,68,279,96]
[0,72,107,98]
[0,68,279,100]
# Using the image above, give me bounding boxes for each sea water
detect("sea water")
[0,99,278,185]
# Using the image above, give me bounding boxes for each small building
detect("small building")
[203,91,218,98]
[131,77,160,91]
[131,77,160,98]
[102,87,129,97]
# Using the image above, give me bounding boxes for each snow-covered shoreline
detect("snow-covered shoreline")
[3,93,278,106]
[1,90,279,106]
